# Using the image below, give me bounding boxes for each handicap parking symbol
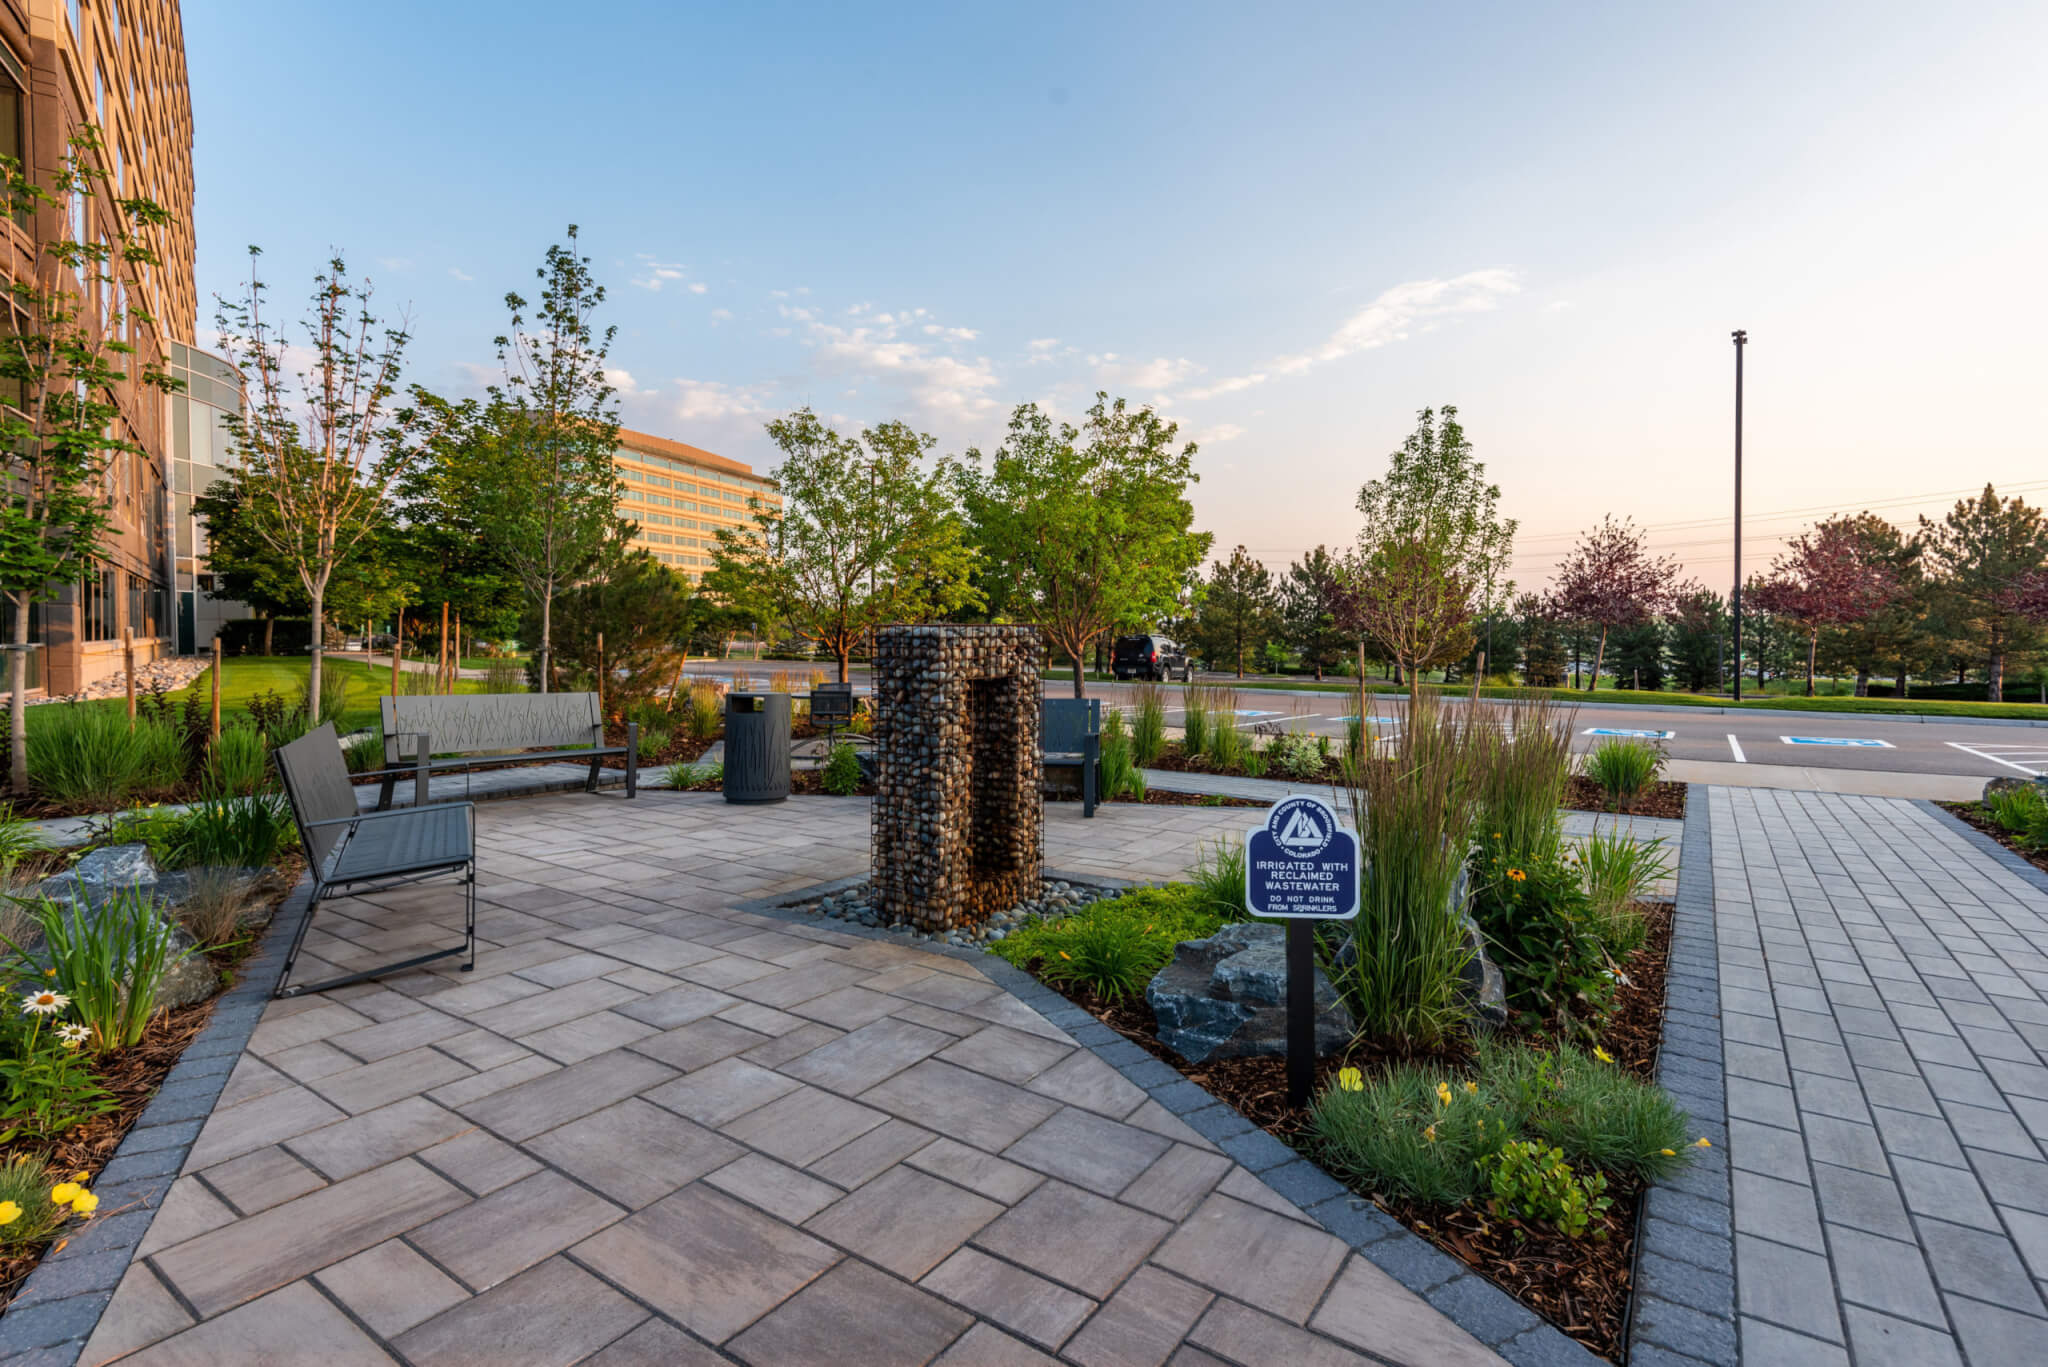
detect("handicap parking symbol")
[1782,736,1892,748]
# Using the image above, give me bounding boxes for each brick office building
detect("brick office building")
[3,0,194,696]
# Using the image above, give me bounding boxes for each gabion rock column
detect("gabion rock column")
[871,624,1043,932]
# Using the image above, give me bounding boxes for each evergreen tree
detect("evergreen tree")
[1191,546,1279,677]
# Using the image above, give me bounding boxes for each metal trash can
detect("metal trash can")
[723,692,791,804]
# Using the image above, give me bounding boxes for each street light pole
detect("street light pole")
[1731,329,1747,703]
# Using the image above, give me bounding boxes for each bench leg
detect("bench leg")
[376,774,394,811]
[464,862,477,972]
[626,723,639,798]
[587,753,602,793]
[1084,738,1099,818]
[274,883,327,998]
[414,732,431,809]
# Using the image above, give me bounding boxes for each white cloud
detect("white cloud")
[447,267,474,282]
[1028,338,1061,351]
[1193,423,1245,445]
[791,306,1001,418]
[605,367,642,396]
[632,256,698,293]
[1181,267,1520,399]
[376,256,413,272]
[923,324,979,341]
[710,307,733,323]
[1093,354,1200,393]
[666,378,771,422]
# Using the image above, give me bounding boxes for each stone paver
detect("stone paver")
[76,793,1506,1365]
[1708,788,2048,1365]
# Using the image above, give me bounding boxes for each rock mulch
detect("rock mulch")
[789,876,1120,948]
[30,655,212,706]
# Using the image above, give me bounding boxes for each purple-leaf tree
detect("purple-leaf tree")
[1551,516,1676,692]
[1746,515,1905,696]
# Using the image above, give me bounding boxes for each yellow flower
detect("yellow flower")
[1435,1082,1453,1107]
[1492,832,1502,839]
[0,1201,18,1225]
[1423,1124,1437,1143]
[1506,868,1526,883]
[71,1172,89,1183]
[1593,1046,1615,1064]
[1057,951,1071,960]
[70,1191,98,1215]
[1695,1137,1712,1148]
[1463,1080,1478,1094]
[1660,1148,1676,1157]
[43,969,55,978]
[1337,1067,1364,1093]
[49,1182,79,1205]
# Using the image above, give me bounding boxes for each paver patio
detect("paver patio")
[1706,789,2048,1367]
[80,794,1507,1366]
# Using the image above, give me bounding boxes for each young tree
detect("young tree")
[1191,546,1279,677]
[1747,514,1906,696]
[525,547,692,710]
[386,392,526,646]
[1347,406,1516,690]
[706,409,977,681]
[1609,619,1668,691]
[483,228,627,692]
[1918,486,2048,702]
[214,250,433,724]
[0,130,178,793]
[191,479,307,653]
[1282,546,1353,681]
[958,395,1209,697]
[1551,516,1676,691]
[1666,583,1728,693]
[1514,593,1568,688]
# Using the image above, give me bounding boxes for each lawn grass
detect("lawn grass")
[44,657,494,732]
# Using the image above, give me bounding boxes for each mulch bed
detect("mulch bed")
[1032,903,1676,1362]
[1939,802,2048,878]
[1563,776,1687,821]
[1145,746,1347,785]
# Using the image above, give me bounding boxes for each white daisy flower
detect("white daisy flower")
[56,1024,91,1047]
[21,991,70,1016]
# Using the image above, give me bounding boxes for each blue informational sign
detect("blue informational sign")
[1781,736,1892,748]
[1585,728,1674,740]
[1245,795,1361,920]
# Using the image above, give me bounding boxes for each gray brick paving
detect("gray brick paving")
[1710,788,2048,1363]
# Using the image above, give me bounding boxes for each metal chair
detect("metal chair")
[1042,697,1102,818]
[809,681,858,747]
[273,723,477,998]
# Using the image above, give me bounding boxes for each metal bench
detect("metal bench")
[1042,697,1102,818]
[809,682,858,747]
[274,723,476,998]
[376,692,636,810]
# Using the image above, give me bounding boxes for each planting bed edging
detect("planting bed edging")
[743,876,1606,1367]
[0,876,314,1364]
[1918,799,2048,899]
[1624,784,1737,1367]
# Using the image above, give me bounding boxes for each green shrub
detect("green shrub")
[1576,828,1673,955]
[1583,738,1664,810]
[1132,685,1167,767]
[1477,1040,1693,1181]
[1186,839,1250,921]
[666,759,722,788]
[1983,785,2048,849]
[164,795,298,869]
[6,889,191,1051]
[1470,846,1612,1033]
[483,658,524,694]
[1339,690,1484,1044]
[1180,686,1210,756]
[990,885,1223,1003]
[1268,731,1325,781]
[201,724,270,798]
[684,684,723,741]
[1478,1140,1610,1238]
[26,706,190,808]
[821,744,863,795]
[342,728,383,775]
[1204,712,1245,770]
[0,805,46,881]
[1099,710,1143,800]
[1474,692,1573,867]
[637,726,671,762]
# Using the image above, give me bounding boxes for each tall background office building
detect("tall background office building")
[3,0,197,695]
[615,428,780,580]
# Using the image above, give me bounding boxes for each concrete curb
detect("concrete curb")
[740,877,1605,1367]
[1625,791,1737,1367]
[0,875,315,1363]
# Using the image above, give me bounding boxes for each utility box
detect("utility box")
[722,692,791,804]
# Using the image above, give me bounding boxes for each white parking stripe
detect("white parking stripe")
[1945,741,2048,776]
[1728,734,1746,763]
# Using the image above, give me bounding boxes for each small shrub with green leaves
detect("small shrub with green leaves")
[1478,1140,1611,1238]
[637,726,671,762]
[165,795,298,870]
[202,724,270,798]
[989,885,1224,1003]
[1186,840,1250,921]
[1098,710,1144,800]
[2,888,190,1052]
[0,1156,101,1244]
[25,706,189,808]
[1983,784,2048,850]
[1582,738,1664,810]
[1469,846,1613,1033]
[1180,688,1209,756]
[665,759,722,789]
[821,743,863,795]
[1267,730,1326,781]
[0,987,114,1144]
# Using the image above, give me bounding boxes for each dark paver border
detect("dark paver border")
[1916,797,2048,899]
[740,873,1606,1366]
[1625,789,1737,1366]
[0,875,315,1363]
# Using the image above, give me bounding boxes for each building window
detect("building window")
[79,567,118,642]
[67,1,80,38]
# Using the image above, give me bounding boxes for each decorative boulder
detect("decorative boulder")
[1330,867,1507,1034]
[29,845,220,1010]
[1984,776,2048,802]
[1146,922,1354,1065]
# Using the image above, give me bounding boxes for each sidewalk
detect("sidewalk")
[1703,788,2048,1364]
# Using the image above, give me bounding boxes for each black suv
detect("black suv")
[1113,635,1193,682]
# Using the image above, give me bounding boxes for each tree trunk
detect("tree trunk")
[262,613,274,656]
[1072,648,1086,699]
[308,583,326,724]
[1989,650,2005,704]
[1588,627,1609,692]
[8,602,27,797]
[539,586,554,695]
[1854,669,1869,697]
[1896,668,1908,697]
[836,645,850,685]
[1806,632,1818,697]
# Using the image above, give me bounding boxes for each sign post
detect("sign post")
[1244,795,1361,1109]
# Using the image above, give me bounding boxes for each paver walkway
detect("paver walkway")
[1710,788,2048,1366]
[82,795,1503,1366]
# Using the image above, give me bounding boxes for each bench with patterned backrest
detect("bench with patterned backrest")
[274,722,476,997]
[377,692,636,809]
[1042,697,1102,818]
[808,682,857,746]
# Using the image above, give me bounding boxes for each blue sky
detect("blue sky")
[186,1,2048,590]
